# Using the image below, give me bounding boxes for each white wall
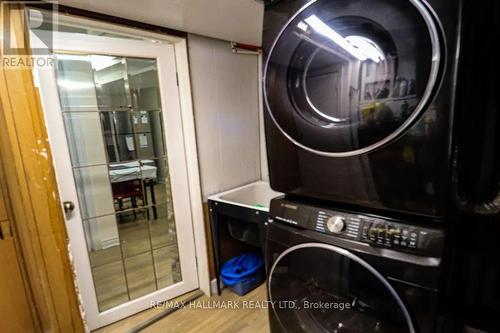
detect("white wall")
[58,0,264,46]
[188,34,261,200]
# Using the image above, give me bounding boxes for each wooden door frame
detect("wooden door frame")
[0,149,39,332]
[0,4,85,332]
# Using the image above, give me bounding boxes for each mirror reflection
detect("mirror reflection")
[93,56,129,110]
[295,14,421,128]
[56,54,182,312]
[266,0,436,154]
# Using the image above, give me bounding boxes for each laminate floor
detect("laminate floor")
[94,285,270,333]
[89,202,181,311]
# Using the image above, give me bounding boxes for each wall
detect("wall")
[0,164,38,332]
[57,0,264,46]
[0,5,85,331]
[188,34,262,200]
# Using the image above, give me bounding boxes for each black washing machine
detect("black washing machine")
[266,197,446,333]
[262,0,462,218]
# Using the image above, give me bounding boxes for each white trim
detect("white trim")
[210,278,220,295]
[257,54,269,182]
[208,181,281,212]
[29,7,184,44]
[173,38,211,296]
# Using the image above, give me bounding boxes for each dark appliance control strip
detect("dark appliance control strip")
[270,198,445,258]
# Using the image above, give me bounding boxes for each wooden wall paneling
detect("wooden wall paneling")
[188,34,261,200]
[0,181,7,221]
[0,4,84,332]
[0,104,39,332]
[202,203,216,280]
[188,34,262,288]
[0,237,38,332]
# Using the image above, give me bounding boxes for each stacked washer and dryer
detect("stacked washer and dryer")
[261,0,463,332]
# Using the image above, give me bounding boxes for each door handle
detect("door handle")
[63,201,75,215]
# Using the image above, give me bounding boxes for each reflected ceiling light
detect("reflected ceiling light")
[54,54,123,71]
[304,15,368,61]
[90,55,121,71]
[54,54,89,62]
[297,21,308,32]
[345,36,385,63]
[57,79,95,90]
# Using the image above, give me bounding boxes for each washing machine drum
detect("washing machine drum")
[268,244,416,333]
[264,0,441,157]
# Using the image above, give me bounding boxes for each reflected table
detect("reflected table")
[109,160,158,219]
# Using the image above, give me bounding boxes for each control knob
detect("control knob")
[326,215,346,234]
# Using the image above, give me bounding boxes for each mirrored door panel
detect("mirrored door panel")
[55,54,181,312]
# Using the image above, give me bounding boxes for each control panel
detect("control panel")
[315,211,360,240]
[360,220,422,250]
[270,198,444,257]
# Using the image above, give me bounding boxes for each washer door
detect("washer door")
[264,0,441,156]
[268,243,415,333]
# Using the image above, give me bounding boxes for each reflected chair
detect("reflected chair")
[112,180,144,221]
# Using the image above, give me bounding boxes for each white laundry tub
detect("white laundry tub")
[208,181,282,294]
[209,181,282,212]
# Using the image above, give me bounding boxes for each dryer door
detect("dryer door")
[268,242,415,333]
[264,0,441,156]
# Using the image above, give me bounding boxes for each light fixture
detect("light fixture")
[304,15,369,61]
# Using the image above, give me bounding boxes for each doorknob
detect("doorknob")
[63,201,75,215]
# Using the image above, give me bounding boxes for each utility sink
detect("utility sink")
[208,181,282,294]
[208,181,282,211]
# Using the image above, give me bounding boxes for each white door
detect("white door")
[33,32,198,330]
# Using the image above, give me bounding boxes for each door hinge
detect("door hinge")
[176,72,179,86]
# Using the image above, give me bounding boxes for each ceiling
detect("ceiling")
[58,0,265,46]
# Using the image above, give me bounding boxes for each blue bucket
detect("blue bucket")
[221,253,264,295]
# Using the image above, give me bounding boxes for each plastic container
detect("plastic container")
[227,218,261,247]
[221,253,265,296]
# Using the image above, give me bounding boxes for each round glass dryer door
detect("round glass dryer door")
[268,244,415,333]
[264,0,441,156]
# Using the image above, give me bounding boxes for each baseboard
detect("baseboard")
[101,237,119,249]
[210,278,222,295]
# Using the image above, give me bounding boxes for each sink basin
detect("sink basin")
[208,181,282,212]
